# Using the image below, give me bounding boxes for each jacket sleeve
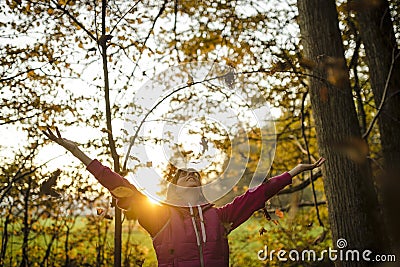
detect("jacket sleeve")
[86,159,168,237]
[216,172,292,232]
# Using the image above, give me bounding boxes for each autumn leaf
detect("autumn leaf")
[338,0,381,12]
[299,57,317,69]
[334,137,369,163]
[262,207,271,221]
[96,208,104,216]
[275,209,284,219]
[223,70,235,89]
[259,227,267,236]
[40,169,62,198]
[187,74,194,86]
[320,87,329,103]
[101,128,112,135]
[200,136,208,154]
[96,208,113,220]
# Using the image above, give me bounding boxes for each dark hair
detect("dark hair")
[170,168,201,185]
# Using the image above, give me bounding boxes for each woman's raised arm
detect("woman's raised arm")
[42,127,93,166]
[42,127,169,236]
[217,158,325,232]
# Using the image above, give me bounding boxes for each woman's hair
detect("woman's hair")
[170,168,201,185]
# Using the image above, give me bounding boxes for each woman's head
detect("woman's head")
[173,168,202,187]
[166,168,207,205]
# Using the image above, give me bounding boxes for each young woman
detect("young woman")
[43,127,325,267]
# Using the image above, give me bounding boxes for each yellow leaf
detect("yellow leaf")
[27,70,35,77]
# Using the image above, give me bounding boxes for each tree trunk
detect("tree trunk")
[0,212,11,266]
[354,0,400,255]
[297,0,387,266]
[100,0,122,266]
[20,177,31,267]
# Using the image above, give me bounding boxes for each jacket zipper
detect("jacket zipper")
[189,205,205,267]
[199,241,205,267]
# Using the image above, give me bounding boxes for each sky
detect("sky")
[1,0,290,205]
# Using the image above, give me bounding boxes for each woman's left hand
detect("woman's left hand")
[288,157,326,178]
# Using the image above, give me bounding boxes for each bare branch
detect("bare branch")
[51,0,97,41]
[110,0,141,35]
[267,201,326,213]
[278,171,322,195]
[362,49,400,139]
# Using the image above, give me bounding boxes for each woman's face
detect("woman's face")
[176,171,201,187]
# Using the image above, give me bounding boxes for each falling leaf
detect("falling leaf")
[129,155,140,162]
[181,150,193,157]
[263,207,271,221]
[200,137,208,154]
[40,169,62,198]
[270,60,290,74]
[96,208,104,216]
[320,87,329,103]
[338,0,382,12]
[259,227,267,236]
[27,70,35,78]
[224,70,235,89]
[97,208,113,220]
[275,209,284,219]
[335,137,369,163]
[319,56,349,88]
[299,58,317,70]
[101,128,112,135]
[187,74,194,86]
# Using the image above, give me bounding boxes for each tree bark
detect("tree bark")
[355,0,400,254]
[297,0,388,266]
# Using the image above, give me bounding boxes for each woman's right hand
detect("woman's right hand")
[42,127,79,153]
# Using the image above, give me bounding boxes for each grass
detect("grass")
[1,205,331,267]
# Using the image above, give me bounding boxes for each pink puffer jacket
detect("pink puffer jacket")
[87,159,292,267]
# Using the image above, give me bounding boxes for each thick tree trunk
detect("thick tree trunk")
[297,0,387,266]
[355,0,400,254]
